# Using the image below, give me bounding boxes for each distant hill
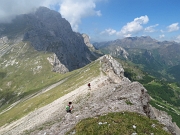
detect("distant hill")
[94,36,180,82]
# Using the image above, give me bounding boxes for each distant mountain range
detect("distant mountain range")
[94,36,180,82]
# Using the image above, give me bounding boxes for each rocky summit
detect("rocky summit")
[0,7,96,72]
[0,55,179,135]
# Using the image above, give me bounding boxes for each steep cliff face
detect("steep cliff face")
[0,7,96,72]
[82,33,103,58]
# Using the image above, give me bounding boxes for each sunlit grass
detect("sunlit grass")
[66,112,170,135]
[0,60,101,127]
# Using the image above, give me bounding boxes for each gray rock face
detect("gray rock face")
[82,34,95,49]
[47,54,69,73]
[151,107,180,135]
[100,55,129,83]
[110,46,129,59]
[82,33,103,58]
[0,7,96,71]
[23,7,96,71]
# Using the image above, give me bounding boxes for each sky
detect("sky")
[0,0,180,42]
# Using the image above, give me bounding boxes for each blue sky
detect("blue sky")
[0,0,180,42]
[77,0,180,42]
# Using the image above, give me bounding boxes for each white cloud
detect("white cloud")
[59,0,102,31]
[0,0,66,23]
[145,24,159,33]
[118,15,149,37]
[159,34,165,38]
[0,0,44,22]
[0,0,102,31]
[100,28,116,35]
[175,35,180,42]
[167,23,179,32]
[160,30,164,33]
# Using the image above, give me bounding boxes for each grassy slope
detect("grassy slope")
[66,112,170,135]
[0,42,62,110]
[0,55,101,127]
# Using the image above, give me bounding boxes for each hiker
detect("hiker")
[88,83,91,89]
[66,102,73,113]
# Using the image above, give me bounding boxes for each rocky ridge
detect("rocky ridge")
[0,55,179,135]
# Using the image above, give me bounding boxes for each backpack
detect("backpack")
[66,105,70,111]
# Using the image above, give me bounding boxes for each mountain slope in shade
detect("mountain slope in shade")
[0,7,97,72]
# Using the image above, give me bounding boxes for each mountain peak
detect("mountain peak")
[35,6,62,19]
[0,7,97,72]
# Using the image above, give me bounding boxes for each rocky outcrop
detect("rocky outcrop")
[100,55,130,83]
[82,33,103,58]
[82,34,95,50]
[151,107,180,135]
[47,54,69,73]
[110,46,129,59]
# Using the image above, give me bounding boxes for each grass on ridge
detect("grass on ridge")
[0,60,101,127]
[66,112,170,135]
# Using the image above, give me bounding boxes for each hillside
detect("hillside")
[0,6,99,116]
[0,55,179,135]
[94,36,180,82]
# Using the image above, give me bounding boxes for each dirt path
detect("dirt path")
[0,75,107,135]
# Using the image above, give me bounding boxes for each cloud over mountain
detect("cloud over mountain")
[0,0,102,31]
[0,0,43,22]
[59,0,102,31]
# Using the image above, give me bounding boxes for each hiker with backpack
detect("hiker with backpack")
[66,102,73,113]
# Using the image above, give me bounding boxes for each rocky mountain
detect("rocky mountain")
[0,7,97,72]
[94,36,180,82]
[0,6,179,135]
[82,33,103,58]
[0,55,179,135]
